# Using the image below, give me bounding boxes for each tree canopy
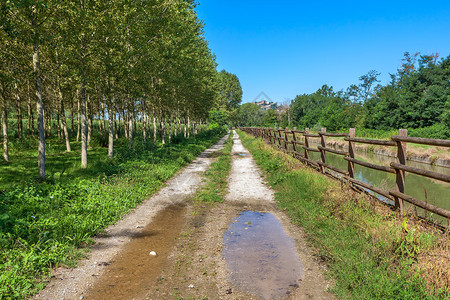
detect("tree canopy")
[1,0,242,178]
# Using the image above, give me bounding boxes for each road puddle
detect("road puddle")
[84,205,186,299]
[223,211,304,299]
[234,152,247,156]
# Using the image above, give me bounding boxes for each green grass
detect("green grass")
[0,127,227,299]
[194,133,232,203]
[237,130,448,300]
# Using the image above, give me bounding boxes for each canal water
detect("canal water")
[307,143,450,224]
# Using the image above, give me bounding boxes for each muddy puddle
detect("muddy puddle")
[84,205,186,300]
[223,211,304,299]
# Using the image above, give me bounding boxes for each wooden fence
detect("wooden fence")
[240,127,450,221]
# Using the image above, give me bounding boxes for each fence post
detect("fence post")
[394,129,407,215]
[278,127,283,148]
[320,128,326,173]
[292,127,297,153]
[284,127,289,152]
[304,128,310,160]
[348,128,355,178]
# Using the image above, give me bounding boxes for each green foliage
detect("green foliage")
[215,70,243,110]
[231,103,267,127]
[0,128,226,299]
[408,124,450,139]
[287,53,449,136]
[291,85,360,131]
[208,109,228,127]
[237,130,448,299]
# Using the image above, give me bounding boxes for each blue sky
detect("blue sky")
[195,1,450,104]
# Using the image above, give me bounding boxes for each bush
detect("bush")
[408,124,450,139]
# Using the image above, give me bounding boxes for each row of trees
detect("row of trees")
[1,0,240,179]
[288,53,449,135]
[233,53,449,138]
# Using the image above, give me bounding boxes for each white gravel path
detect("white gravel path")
[225,130,274,203]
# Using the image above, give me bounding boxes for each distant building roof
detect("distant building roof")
[251,97,278,111]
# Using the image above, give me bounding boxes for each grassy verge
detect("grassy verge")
[194,132,233,204]
[237,130,449,299]
[0,127,227,299]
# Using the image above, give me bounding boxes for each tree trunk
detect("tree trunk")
[76,97,80,142]
[81,83,88,168]
[58,86,71,152]
[124,109,129,139]
[15,84,23,140]
[101,101,107,139]
[57,106,61,139]
[2,103,9,162]
[107,102,114,158]
[27,82,32,137]
[115,112,119,140]
[142,112,147,142]
[168,117,172,144]
[32,23,45,179]
[187,115,190,138]
[160,114,165,145]
[174,117,178,137]
[184,117,187,138]
[87,99,92,145]
[153,111,157,145]
[70,101,74,137]
[128,110,133,145]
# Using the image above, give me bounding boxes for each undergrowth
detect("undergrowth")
[0,127,227,299]
[237,130,449,299]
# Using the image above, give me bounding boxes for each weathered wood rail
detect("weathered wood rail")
[240,127,450,221]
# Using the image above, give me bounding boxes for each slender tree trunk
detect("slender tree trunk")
[27,97,32,138]
[142,112,147,142]
[2,102,9,162]
[107,102,113,158]
[87,99,92,145]
[14,84,23,140]
[128,110,133,145]
[174,117,178,136]
[101,101,107,139]
[27,82,32,137]
[81,83,88,168]
[76,96,80,142]
[124,109,129,139]
[46,110,52,137]
[70,101,74,137]
[32,22,45,179]
[160,114,165,145]
[115,112,119,140]
[58,86,71,152]
[187,115,190,138]
[184,117,187,138]
[153,110,157,145]
[168,117,172,144]
[57,105,61,139]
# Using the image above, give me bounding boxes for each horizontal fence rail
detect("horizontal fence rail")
[240,126,450,223]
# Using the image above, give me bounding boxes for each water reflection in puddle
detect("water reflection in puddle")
[234,152,247,156]
[223,211,303,299]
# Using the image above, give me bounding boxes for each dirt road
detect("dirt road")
[35,131,334,300]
